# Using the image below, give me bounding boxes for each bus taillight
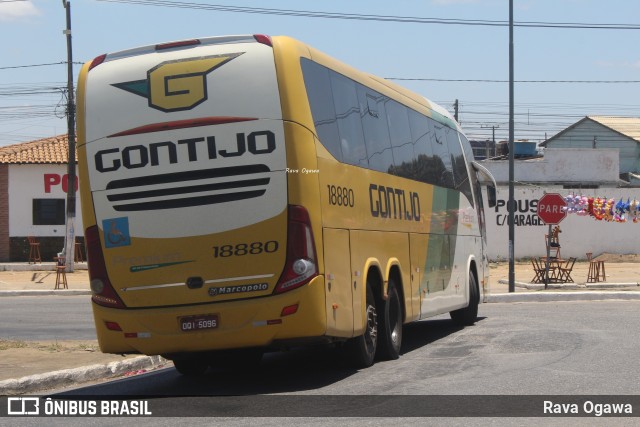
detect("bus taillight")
[86,225,126,309]
[274,205,318,294]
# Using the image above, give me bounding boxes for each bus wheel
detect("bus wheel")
[450,271,479,327]
[173,357,208,376]
[377,280,402,360]
[345,283,378,368]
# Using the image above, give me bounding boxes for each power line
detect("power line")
[96,0,640,30]
[0,62,83,71]
[389,78,640,84]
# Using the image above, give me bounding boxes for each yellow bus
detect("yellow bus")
[77,34,496,375]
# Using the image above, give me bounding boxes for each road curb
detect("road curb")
[0,355,169,395]
[0,290,92,297]
[487,291,640,303]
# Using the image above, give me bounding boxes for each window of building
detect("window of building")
[33,199,65,225]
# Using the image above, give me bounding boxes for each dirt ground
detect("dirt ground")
[0,339,158,383]
[591,253,640,263]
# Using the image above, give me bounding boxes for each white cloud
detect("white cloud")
[0,1,40,22]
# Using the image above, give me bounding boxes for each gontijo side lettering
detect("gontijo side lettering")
[369,183,420,221]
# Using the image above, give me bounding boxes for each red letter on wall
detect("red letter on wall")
[44,174,61,193]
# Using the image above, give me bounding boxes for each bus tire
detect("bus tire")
[376,280,402,360]
[450,271,479,327]
[345,283,378,368]
[173,358,208,376]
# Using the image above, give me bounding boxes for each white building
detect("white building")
[480,148,640,260]
[540,116,640,183]
[0,136,83,262]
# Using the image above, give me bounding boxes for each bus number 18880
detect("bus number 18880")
[213,241,279,258]
[327,185,354,207]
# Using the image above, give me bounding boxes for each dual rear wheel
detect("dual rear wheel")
[346,276,402,368]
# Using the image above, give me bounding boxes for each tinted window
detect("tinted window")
[386,100,414,171]
[358,87,394,173]
[301,59,473,198]
[330,73,368,168]
[447,129,473,204]
[432,123,454,188]
[301,59,343,161]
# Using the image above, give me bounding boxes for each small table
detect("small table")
[539,257,565,283]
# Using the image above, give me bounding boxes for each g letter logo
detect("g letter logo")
[113,53,243,112]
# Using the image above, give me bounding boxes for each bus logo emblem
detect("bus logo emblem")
[112,53,243,113]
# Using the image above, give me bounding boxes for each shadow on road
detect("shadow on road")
[56,317,484,397]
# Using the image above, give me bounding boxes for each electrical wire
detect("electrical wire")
[96,0,640,30]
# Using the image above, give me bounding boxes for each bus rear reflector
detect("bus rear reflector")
[105,321,122,331]
[86,225,126,309]
[274,206,318,294]
[281,304,299,317]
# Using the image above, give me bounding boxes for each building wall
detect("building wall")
[484,148,620,184]
[549,121,640,174]
[0,164,8,261]
[8,164,84,262]
[485,185,640,260]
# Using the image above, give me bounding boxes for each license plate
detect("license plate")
[179,314,219,332]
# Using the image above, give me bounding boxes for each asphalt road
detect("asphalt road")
[47,300,640,397]
[5,300,640,425]
[0,296,96,341]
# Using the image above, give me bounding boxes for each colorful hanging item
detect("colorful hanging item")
[563,194,639,223]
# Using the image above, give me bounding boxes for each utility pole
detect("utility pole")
[62,0,76,272]
[453,99,459,122]
[508,0,515,292]
[481,124,500,159]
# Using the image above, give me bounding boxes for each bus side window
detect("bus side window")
[407,110,437,184]
[358,87,394,173]
[432,124,454,189]
[330,72,369,168]
[301,59,343,162]
[386,100,414,174]
[448,129,473,205]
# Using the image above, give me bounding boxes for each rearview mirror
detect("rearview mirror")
[487,185,497,208]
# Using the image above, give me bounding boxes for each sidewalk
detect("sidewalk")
[486,258,640,302]
[0,263,170,394]
[0,257,639,395]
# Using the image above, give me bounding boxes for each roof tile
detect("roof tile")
[0,135,77,164]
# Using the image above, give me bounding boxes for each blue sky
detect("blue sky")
[1,0,639,146]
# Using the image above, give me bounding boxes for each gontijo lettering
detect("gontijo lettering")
[369,183,420,221]
[95,131,275,173]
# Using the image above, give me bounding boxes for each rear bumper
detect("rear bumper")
[92,276,327,355]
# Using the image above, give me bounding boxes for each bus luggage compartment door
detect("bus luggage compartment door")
[323,228,354,337]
